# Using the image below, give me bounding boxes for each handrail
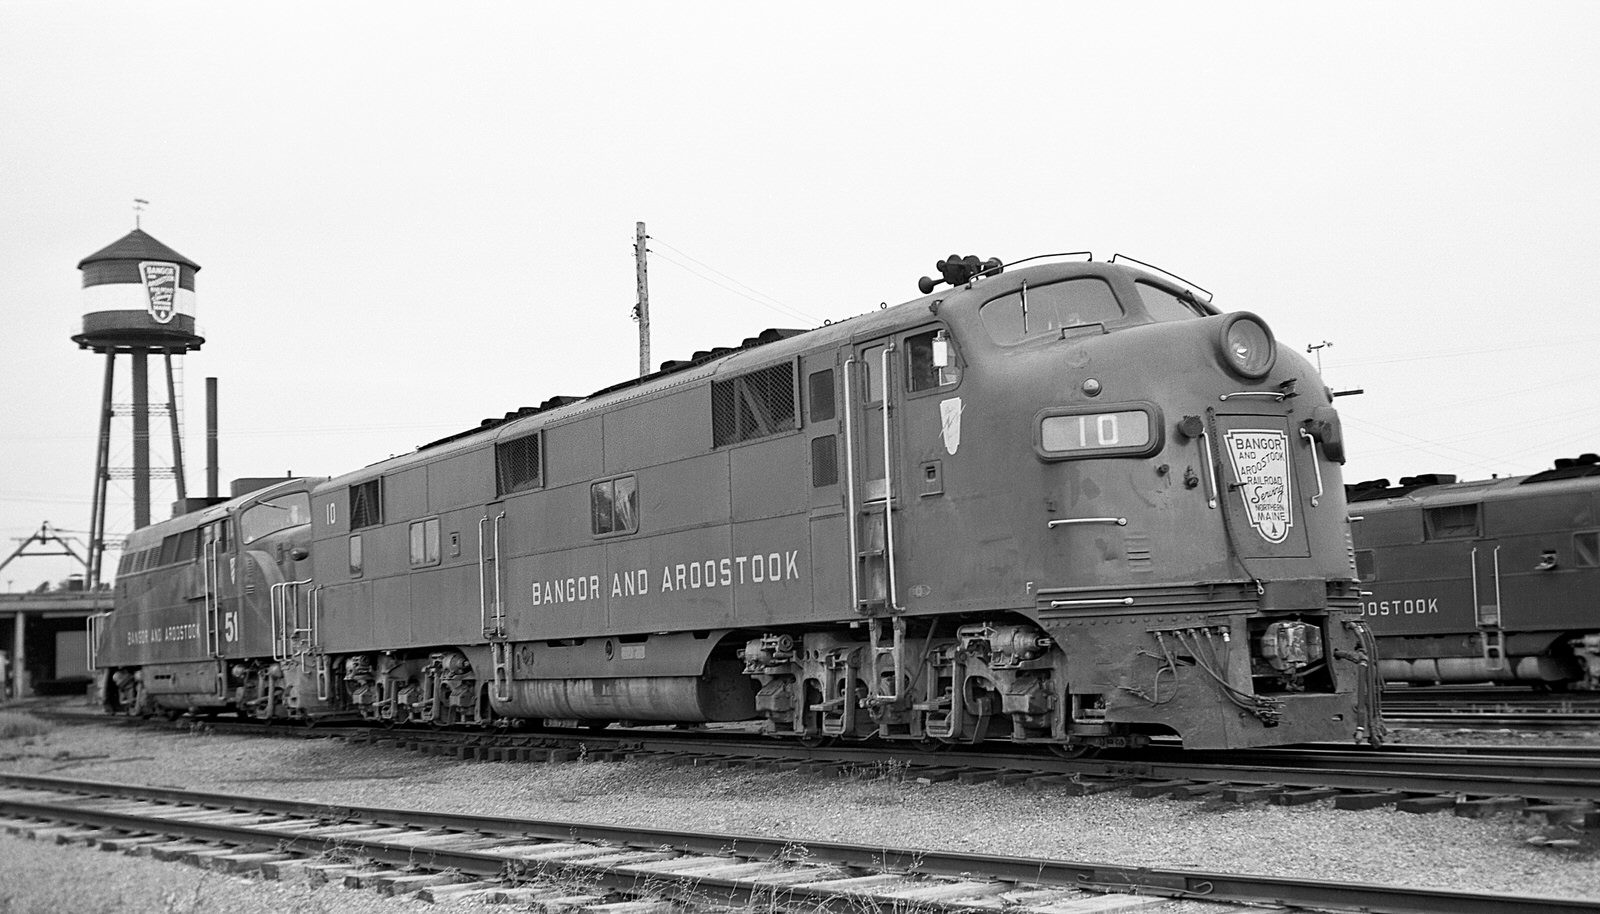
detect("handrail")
[1198,426,1219,509]
[1048,517,1127,528]
[310,585,321,653]
[1492,545,1503,627]
[493,512,506,634]
[202,538,220,656]
[1470,547,1480,625]
[879,345,901,613]
[1299,428,1325,507]
[269,581,284,662]
[269,578,315,663]
[477,515,489,636]
[842,356,861,611]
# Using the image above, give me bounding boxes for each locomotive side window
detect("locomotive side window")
[711,362,798,447]
[348,534,363,576]
[808,369,835,422]
[1354,549,1377,582]
[811,435,838,487]
[408,517,441,567]
[1424,503,1480,539]
[495,433,542,496]
[1135,281,1205,321]
[591,475,638,536]
[1576,531,1599,567]
[906,329,959,392]
[980,278,1122,345]
[859,345,885,403]
[349,479,383,530]
[241,493,311,545]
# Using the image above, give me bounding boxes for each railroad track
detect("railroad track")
[33,708,1600,824]
[360,727,1600,812]
[1383,709,1600,731]
[1382,686,1600,731]
[1,772,1593,914]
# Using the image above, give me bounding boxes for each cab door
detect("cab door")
[844,326,960,614]
[846,338,895,613]
[200,519,236,655]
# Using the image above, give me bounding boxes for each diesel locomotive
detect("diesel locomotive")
[92,253,1384,751]
[1348,454,1600,689]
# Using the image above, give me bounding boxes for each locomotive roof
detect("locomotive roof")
[122,477,320,548]
[325,255,1211,488]
[1346,453,1600,505]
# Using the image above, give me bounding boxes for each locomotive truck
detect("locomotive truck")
[93,252,1384,752]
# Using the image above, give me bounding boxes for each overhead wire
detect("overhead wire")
[647,238,822,326]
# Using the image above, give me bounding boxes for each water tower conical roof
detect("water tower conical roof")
[78,228,200,271]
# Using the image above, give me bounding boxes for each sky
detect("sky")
[2,1,1597,590]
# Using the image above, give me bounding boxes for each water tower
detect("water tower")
[71,225,204,588]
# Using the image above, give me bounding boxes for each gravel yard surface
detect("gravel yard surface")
[1,702,1598,911]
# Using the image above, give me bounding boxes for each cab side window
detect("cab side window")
[409,517,441,567]
[591,475,638,536]
[905,329,959,392]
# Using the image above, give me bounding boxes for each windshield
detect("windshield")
[1135,280,1206,320]
[979,278,1122,344]
[240,492,311,544]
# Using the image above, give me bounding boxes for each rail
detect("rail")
[0,773,1592,914]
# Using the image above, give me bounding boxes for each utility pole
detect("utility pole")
[633,221,651,377]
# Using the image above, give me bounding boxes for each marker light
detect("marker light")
[1216,313,1275,379]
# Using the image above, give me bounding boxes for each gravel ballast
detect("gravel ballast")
[2,706,1598,909]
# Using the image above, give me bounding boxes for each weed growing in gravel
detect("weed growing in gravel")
[0,711,52,739]
[842,758,911,782]
[156,870,213,914]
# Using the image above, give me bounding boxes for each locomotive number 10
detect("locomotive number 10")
[1040,409,1153,456]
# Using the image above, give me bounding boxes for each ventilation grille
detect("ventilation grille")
[712,362,797,447]
[496,434,541,495]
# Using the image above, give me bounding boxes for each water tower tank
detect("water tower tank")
[72,228,204,353]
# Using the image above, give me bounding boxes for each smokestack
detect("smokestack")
[206,376,218,500]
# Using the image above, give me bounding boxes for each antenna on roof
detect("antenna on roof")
[133,198,149,229]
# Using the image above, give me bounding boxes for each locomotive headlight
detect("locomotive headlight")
[1216,313,1276,379]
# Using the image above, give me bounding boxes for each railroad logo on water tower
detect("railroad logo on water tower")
[1223,428,1293,543]
[138,261,179,324]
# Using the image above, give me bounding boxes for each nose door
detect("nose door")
[1213,414,1311,558]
